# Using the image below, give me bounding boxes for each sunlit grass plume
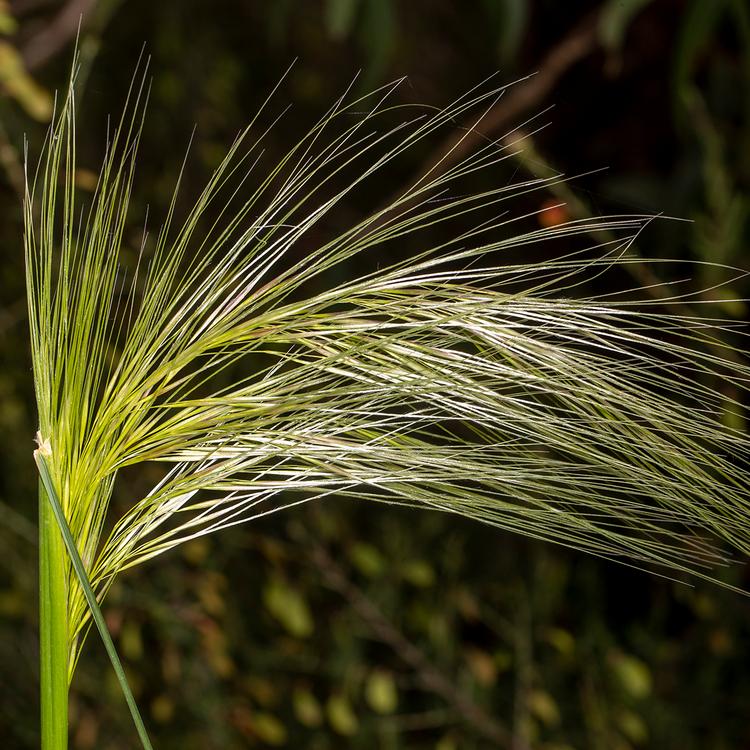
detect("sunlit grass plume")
[25,60,750,742]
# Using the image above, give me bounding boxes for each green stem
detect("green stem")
[39,477,69,750]
[35,451,154,750]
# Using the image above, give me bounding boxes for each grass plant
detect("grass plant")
[25,60,750,747]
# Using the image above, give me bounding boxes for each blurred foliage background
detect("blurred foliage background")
[1,0,749,748]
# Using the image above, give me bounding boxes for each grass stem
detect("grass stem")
[39,477,68,750]
[35,451,154,750]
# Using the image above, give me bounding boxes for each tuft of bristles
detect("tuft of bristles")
[25,61,750,676]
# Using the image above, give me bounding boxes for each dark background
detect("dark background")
[1,1,749,748]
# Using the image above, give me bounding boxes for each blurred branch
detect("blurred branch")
[378,708,454,732]
[369,10,601,243]
[419,9,601,180]
[0,118,24,199]
[580,664,610,750]
[511,593,533,750]
[74,0,126,102]
[21,0,96,71]
[11,0,59,14]
[0,498,37,545]
[295,525,511,747]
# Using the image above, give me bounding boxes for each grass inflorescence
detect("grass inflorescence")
[25,59,750,746]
